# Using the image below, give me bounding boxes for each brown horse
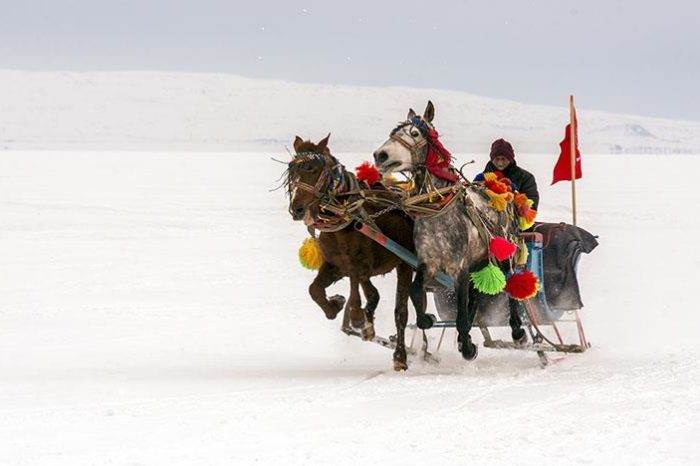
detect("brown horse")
[286,134,418,370]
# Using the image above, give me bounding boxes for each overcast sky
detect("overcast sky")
[1,0,698,120]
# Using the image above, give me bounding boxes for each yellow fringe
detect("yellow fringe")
[515,238,529,266]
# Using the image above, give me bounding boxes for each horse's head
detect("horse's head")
[287,133,337,223]
[373,101,435,175]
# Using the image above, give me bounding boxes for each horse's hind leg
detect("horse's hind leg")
[456,268,478,360]
[409,263,436,329]
[309,263,344,320]
[392,263,412,371]
[508,298,527,344]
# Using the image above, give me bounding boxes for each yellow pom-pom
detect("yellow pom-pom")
[299,237,324,270]
[486,189,508,212]
[484,172,498,182]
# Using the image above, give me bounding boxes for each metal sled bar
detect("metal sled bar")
[406,320,459,329]
[355,222,454,288]
[482,339,585,353]
[342,327,418,355]
[575,310,590,348]
[551,321,565,345]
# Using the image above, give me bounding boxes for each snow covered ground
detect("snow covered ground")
[1,70,699,154]
[0,149,697,465]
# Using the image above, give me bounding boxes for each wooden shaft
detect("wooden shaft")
[569,95,578,226]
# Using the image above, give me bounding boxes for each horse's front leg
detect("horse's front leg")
[309,262,344,320]
[456,268,479,360]
[392,263,412,371]
[359,279,378,341]
[409,263,436,329]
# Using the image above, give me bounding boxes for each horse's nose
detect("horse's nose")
[292,206,305,219]
[374,150,388,165]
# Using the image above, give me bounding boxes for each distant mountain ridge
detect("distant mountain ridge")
[0,70,698,154]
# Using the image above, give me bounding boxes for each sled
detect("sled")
[355,222,591,367]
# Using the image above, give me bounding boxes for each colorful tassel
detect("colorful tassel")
[489,236,517,261]
[518,207,537,230]
[299,237,324,270]
[355,161,381,186]
[486,189,508,212]
[505,270,540,301]
[470,263,506,295]
[485,178,510,194]
[515,239,529,266]
[513,192,537,230]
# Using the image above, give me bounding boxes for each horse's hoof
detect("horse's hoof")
[324,310,339,320]
[361,323,375,341]
[416,313,437,330]
[329,295,345,310]
[512,328,528,347]
[325,295,345,319]
[393,359,408,371]
[459,340,478,361]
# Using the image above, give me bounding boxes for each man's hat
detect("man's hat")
[490,139,515,161]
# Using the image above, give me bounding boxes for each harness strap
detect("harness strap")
[461,192,493,247]
[390,133,427,163]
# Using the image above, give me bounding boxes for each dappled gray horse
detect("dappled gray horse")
[373,101,521,360]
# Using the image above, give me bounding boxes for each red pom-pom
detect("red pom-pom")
[356,161,381,186]
[505,270,540,301]
[490,236,517,261]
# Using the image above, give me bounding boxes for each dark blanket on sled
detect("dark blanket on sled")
[533,222,598,310]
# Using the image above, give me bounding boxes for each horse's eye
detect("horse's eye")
[410,130,420,137]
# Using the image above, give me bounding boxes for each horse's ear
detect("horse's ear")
[407,108,417,121]
[424,101,434,122]
[293,136,304,153]
[317,133,330,152]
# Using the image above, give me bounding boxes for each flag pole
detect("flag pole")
[569,95,577,226]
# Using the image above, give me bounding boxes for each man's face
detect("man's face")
[492,155,511,171]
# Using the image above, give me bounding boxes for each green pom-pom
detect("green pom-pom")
[470,263,506,295]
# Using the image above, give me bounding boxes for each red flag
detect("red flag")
[551,103,582,185]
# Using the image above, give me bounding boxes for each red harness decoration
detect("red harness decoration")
[424,127,459,182]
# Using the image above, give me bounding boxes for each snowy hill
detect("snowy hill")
[0,70,699,154]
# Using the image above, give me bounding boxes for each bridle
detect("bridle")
[388,117,431,164]
[288,153,367,232]
[288,153,346,212]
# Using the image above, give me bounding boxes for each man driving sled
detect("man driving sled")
[476,138,540,344]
